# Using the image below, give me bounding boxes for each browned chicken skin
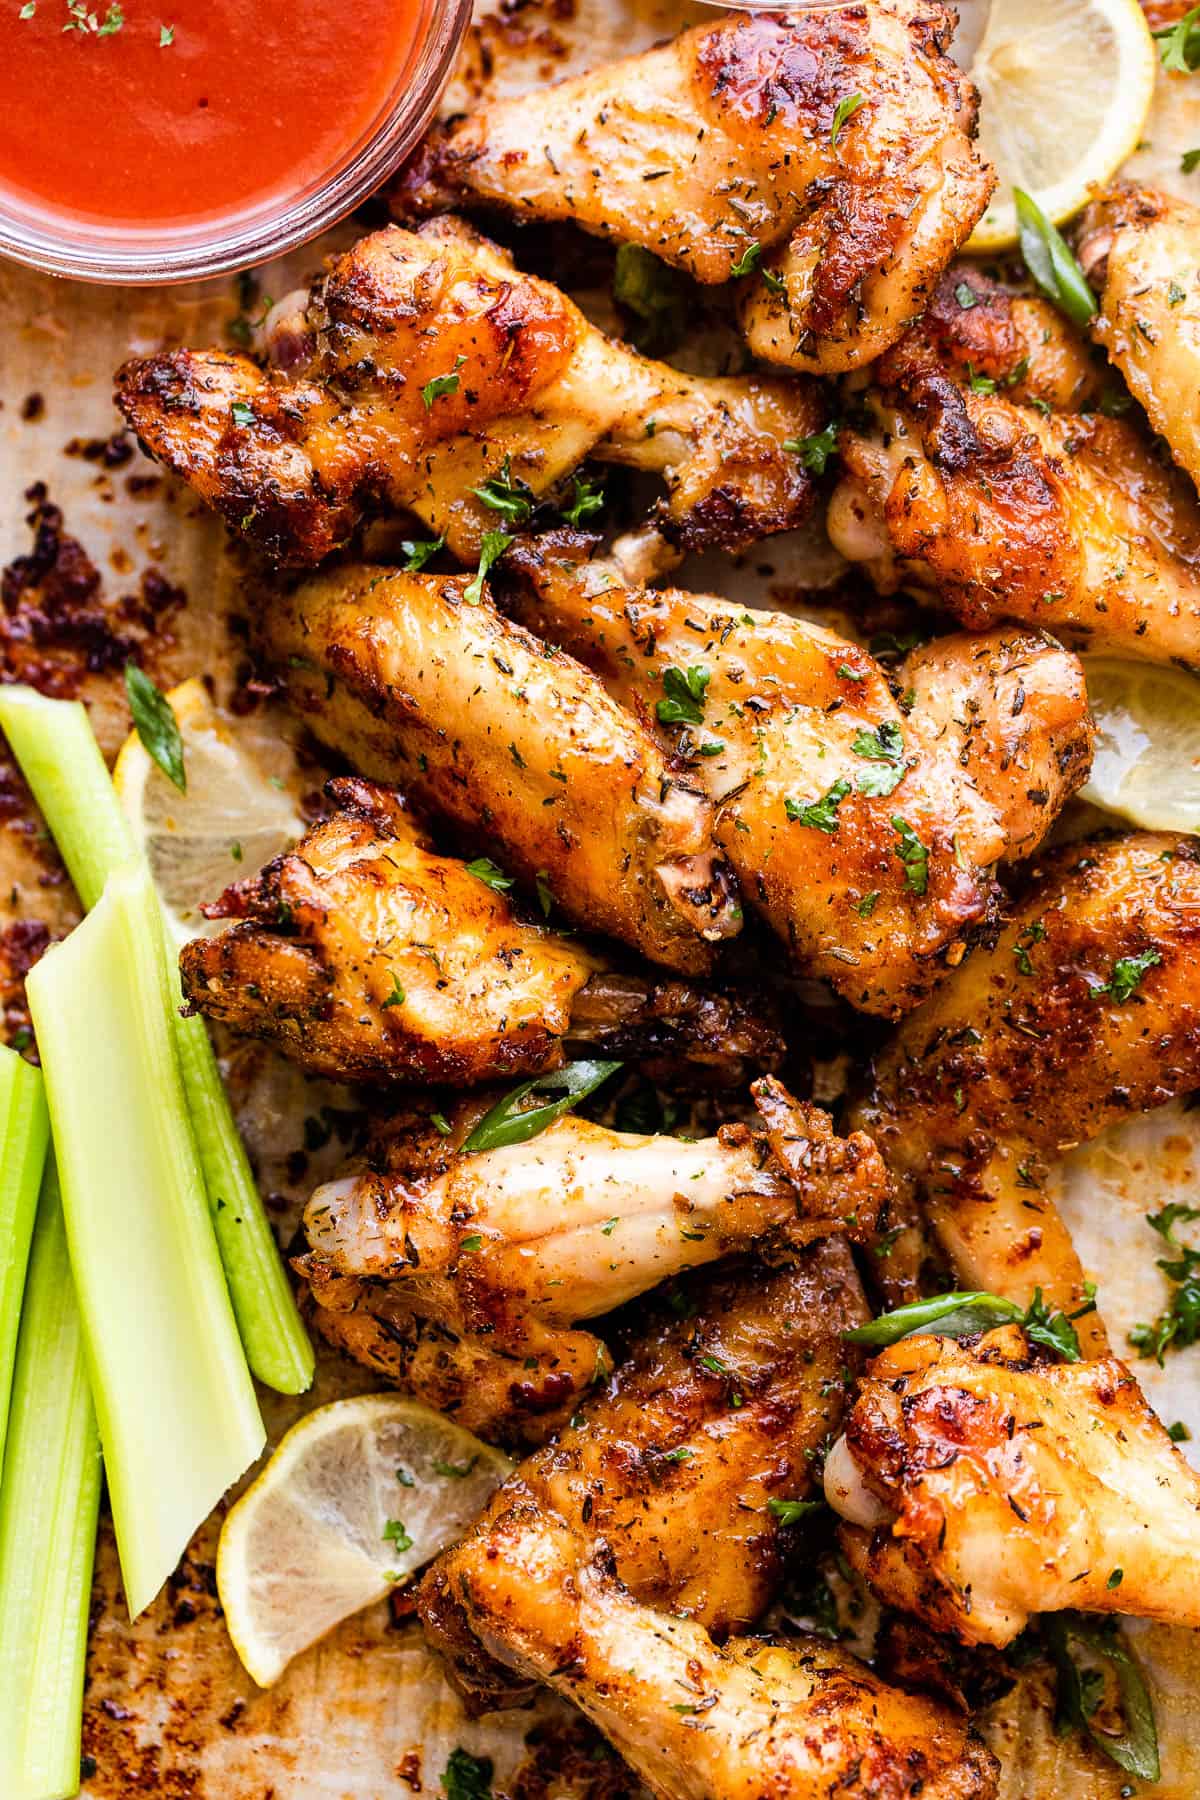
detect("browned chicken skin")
[850,834,1200,1337]
[296,1080,890,1439]
[260,564,741,975]
[833,1326,1200,1649]
[419,1242,869,1711]
[1078,182,1200,492]
[181,776,780,1088]
[401,0,994,376]
[508,534,1093,1016]
[829,354,1200,667]
[115,219,821,568]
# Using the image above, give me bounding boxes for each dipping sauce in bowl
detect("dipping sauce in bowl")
[0,0,470,281]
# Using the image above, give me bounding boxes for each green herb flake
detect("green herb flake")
[1015,187,1098,331]
[433,1456,479,1479]
[465,857,514,894]
[830,92,864,145]
[382,1518,414,1553]
[534,870,553,918]
[657,664,710,726]
[1155,3,1200,72]
[1093,947,1161,1004]
[855,890,879,917]
[891,815,929,895]
[954,280,978,310]
[1129,1204,1200,1364]
[1183,148,1200,173]
[124,663,186,793]
[430,1112,452,1136]
[562,472,605,528]
[442,1747,494,1800]
[767,1496,826,1526]
[729,241,762,278]
[230,401,254,428]
[159,21,174,44]
[422,355,467,411]
[782,419,839,474]
[381,974,405,1009]
[459,1234,484,1253]
[19,3,35,16]
[785,778,850,833]
[851,720,906,796]
[463,530,511,605]
[470,455,533,526]
[401,536,445,573]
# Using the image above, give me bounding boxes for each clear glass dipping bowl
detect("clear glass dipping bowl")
[0,0,471,285]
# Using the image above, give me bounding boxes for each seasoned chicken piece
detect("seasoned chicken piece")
[401,0,994,376]
[850,834,1200,1333]
[115,219,820,568]
[181,776,780,1088]
[427,1502,999,1799]
[260,565,741,976]
[831,1325,1200,1648]
[829,369,1200,666]
[1078,183,1200,491]
[509,534,1092,1016]
[870,262,1104,414]
[420,1243,869,1710]
[296,1079,890,1438]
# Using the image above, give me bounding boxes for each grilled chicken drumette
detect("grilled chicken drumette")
[401,0,994,376]
[1078,183,1200,493]
[182,776,779,1087]
[828,333,1200,667]
[115,218,821,570]
[829,1325,1200,1649]
[420,1241,869,1710]
[510,534,1093,1016]
[259,565,741,976]
[850,833,1200,1339]
[296,1079,889,1439]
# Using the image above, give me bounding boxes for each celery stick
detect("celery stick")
[0,1046,49,1472]
[0,684,312,1394]
[0,1162,101,1800]
[28,862,265,1618]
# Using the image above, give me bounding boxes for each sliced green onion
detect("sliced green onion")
[0,1160,101,1800]
[844,1291,1023,1347]
[0,686,312,1395]
[1042,1613,1159,1780]
[1014,189,1098,331]
[0,1047,49,1474]
[462,1059,623,1154]
[27,862,265,1617]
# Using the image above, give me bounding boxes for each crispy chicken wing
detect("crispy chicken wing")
[115,220,821,568]
[427,1502,999,1799]
[419,1242,869,1709]
[259,565,741,975]
[401,0,994,375]
[181,776,780,1087]
[850,834,1200,1334]
[829,365,1200,666]
[831,1325,1200,1648]
[296,1080,890,1438]
[509,534,1092,1015]
[1079,183,1200,491]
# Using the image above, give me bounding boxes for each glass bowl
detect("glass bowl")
[0,0,471,285]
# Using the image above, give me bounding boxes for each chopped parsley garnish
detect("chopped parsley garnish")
[657,664,710,726]
[459,1235,483,1253]
[382,1518,413,1553]
[462,530,511,605]
[230,401,254,428]
[891,815,928,894]
[421,354,466,411]
[767,1496,826,1526]
[1015,187,1098,331]
[855,891,879,917]
[124,663,186,793]
[785,778,850,833]
[1012,919,1046,976]
[1129,1204,1200,1364]
[1155,3,1200,71]
[381,974,405,1009]
[400,535,444,572]
[851,720,906,796]
[159,22,173,44]
[441,1747,494,1800]
[782,419,839,474]
[465,857,514,893]
[612,243,688,356]
[470,455,533,525]
[561,472,606,527]
[729,241,762,278]
[829,92,864,145]
[1091,947,1161,1003]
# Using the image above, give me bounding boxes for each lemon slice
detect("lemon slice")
[964,0,1156,251]
[113,677,303,941]
[1080,659,1200,833]
[217,1396,512,1687]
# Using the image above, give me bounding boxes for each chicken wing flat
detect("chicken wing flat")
[260,565,741,975]
[1079,183,1200,491]
[426,1502,998,1799]
[509,534,1092,1016]
[296,1080,890,1438]
[829,362,1200,666]
[420,1242,869,1710]
[832,1325,1200,1648]
[115,219,821,568]
[850,833,1200,1337]
[401,0,994,376]
[181,776,780,1088]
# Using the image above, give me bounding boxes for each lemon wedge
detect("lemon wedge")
[217,1397,512,1687]
[113,677,303,942]
[965,0,1156,251]
[1080,659,1200,833]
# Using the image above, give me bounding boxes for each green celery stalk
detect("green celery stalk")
[0,684,313,1394]
[27,861,265,1617]
[0,1045,50,1472]
[0,1161,101,1800]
